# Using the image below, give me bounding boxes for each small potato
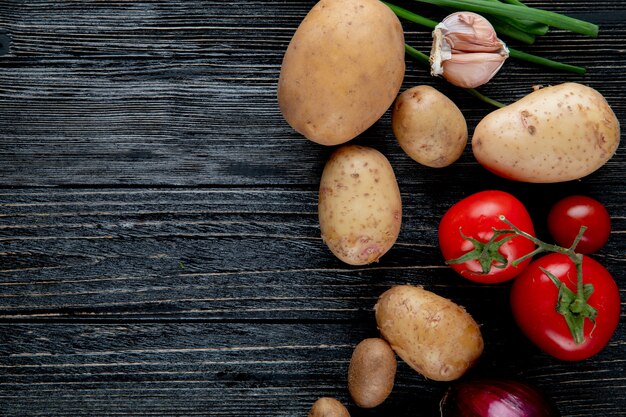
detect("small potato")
[278,0,405,146]
[472,82,620,182]
[348,338,396,408]
[308,397,350,417]
[375,285,483,382]
[319,145,402,265]
[392,85,468,167]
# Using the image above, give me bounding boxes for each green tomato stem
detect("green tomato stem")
[569,225,589,251]
[498,215,594,345]
[575,253,586,311]
[498,216,587,262]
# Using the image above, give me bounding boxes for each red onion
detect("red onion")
[440,379,560,417]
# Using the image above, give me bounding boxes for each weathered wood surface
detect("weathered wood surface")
[0,1,625,416]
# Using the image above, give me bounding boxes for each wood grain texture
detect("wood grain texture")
[0,187,624,416]
[0,188,624,322]
[0,323,624,417]
[0,1,625,416]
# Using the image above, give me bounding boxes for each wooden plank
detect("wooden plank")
[0,323,624,416]
[1,188,624,321]
[0,187,502,320]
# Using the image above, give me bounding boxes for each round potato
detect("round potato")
[319,145,402,265]
[277,0,405,146]
[348,338,396,408]
[308,397,350,417]
[472,82,620,182]
[392,85,468,167]
[375,285,483,381]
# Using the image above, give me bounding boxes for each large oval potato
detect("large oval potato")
[348,338,396,408]
[392,85,468,168]
[277,0,405,146]
[375,285,483,381]
[319,145,402,265]
[472,83,620,183]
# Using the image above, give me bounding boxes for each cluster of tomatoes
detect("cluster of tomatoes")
[438,191,620,361]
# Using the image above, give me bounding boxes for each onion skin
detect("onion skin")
[440,379,560,417]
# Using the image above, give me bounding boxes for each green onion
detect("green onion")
[464,88,506,108]
[385,1,535,43]
[404,44,506,108]
[482,0,549,36]
[488,13,549,36]
[487,15,537,44]
[509,49,586,75]
[386,2,587,74]
[410,0,598,37]
[384,2,438,28]
[404,44,431,66]
[499,0,527,6]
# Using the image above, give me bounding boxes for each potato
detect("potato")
[472,82,620,183]
[392,85,468,167]
[348,338,396,408]
[319,145,402,265]
[308,397,350,417]
[375,285,483,382]
[277,0,405,146]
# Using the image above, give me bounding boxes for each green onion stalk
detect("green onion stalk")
[385,2,587,75]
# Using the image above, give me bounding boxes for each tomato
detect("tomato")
[548,195,611,254]
[438,190,536,284]
[510,253,620,361]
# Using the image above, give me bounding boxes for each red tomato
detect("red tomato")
[438,190,536,284]
[511,253,620,361]
[548,195,611,254]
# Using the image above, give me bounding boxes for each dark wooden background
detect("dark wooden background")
[0,1,624,416]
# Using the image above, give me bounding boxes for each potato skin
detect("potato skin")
[277,0,405,146]
[319,145,402,265]
[472,82,620,183]
[375,285,483,382]
[348,338,396,408]
[308,397,350,417]
[392,86,468,168]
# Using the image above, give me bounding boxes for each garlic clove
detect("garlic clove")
[441,12,503,52]
[441,52,509,89]
[430,12,509,88]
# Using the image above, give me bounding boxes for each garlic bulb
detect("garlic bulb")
[430,12,509,89]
